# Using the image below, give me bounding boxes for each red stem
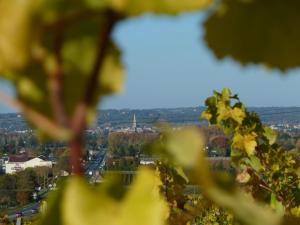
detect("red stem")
[69,10,118,175]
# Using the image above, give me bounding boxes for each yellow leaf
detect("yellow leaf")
[222,107,246,124]
[201,111,212,120]
[264,127,277,145]
[119,169,169,225]
[62,169,169,225]
[233,132,257,156]
[0,0,35,72]
[221,87,231,102]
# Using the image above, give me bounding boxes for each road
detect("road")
[7,148,107,221]
[84,149,106,180]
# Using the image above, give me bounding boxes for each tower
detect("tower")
[132,113,137,131]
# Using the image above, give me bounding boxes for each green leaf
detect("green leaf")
[164,127,204,168]
[62,169,169,225]
[245,156,262,172]
[270,193,285,216]
[0,4,124,137]
[174,165,189,183]
[204,0,300,70]
[36,183,65,225]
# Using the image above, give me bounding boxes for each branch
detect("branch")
[0,91,70,140]
[48,21,68,127]
[69,10,119,175]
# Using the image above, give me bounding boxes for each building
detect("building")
[132,113,137,131]
[5,154,52,174]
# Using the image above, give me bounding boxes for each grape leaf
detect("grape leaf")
[0,1,124,137]
[164,127,204,168]
[204,0,300,70]
[264,127,277,145]
[232,132,257,156]
[0,0,36,73]
[62,169,169,225]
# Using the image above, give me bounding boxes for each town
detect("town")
[0,107,300,222]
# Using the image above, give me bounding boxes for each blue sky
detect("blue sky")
[1,12,300,113]
[101,12,300,109]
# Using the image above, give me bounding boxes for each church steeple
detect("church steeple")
[132,114,137,131]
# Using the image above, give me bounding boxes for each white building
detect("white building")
[5,155,52,174]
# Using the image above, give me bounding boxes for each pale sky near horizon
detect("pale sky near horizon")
[1,12,300,113]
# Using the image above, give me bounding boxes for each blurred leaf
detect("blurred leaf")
[0,0,36,73]
[270,193,285,216]
[164,127,204,168]
[106,0,212,16]
[62,169,169,225]
[0,2,124,137]
[245,156,262,172]
[236,170,250,184]
[207,188,282,225]
[204,0,300,70]
[196,153,282,225]
[264,127,277,145]
[281,216,300,225]
[174,165,189,183]
[36,184,65,225]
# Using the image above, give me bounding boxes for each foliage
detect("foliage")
[202,88,300,219]
[0,167,52,209]
[37,168,169,225]
[204,0,300,70]
[108,132,158,157]
[1,0,300,225]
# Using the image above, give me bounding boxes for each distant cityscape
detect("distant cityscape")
[1,106,300,133]
[1,106,300,219]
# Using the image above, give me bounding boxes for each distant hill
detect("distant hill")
[96,107,300,128]
[1,107,300,131]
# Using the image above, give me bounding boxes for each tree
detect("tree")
[16,169,36,206]
[0,174,17,207]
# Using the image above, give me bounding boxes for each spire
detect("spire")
[132,113,137,130]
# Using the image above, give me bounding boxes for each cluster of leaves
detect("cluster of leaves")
[202,88,300,218]
[149,127,282,225]
[193,198,235,225]
[0,0,212,139]
[0,1,213,224]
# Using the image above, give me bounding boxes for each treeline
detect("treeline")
[108,132,158,157]
[106,132,158,171]
[0,130,106,160]
[0,167,52,209]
